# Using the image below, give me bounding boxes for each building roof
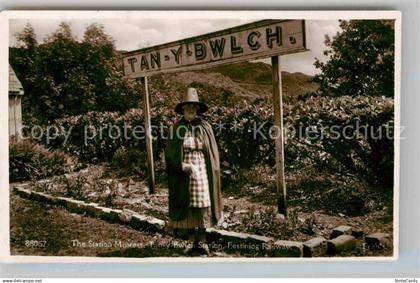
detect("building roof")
[9,64,24,95]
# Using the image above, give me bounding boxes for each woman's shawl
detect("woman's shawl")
[165,117,222,223]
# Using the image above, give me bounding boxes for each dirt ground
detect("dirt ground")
[10,193,392,258]
[12,164,394,257]
[10,193,234,257]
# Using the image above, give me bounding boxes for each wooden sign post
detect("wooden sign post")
[271,56,287,216]
[122,20,308,216]
[140,76,155,194]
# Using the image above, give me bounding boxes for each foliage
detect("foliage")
[287,166,375,216]
[62,174,88,201]
[41,109,145,163]
[12,20,394,191]
[289,95,394,188]
[205,101,276,170]
[241,206,298,238]
[53,167,120,207]
[10,22,141,125]
[109,147,148,178]
[9,138,77,182]
[314,20,395,97]
[38,92,393,190]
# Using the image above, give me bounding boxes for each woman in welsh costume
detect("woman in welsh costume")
[165,87,223,255]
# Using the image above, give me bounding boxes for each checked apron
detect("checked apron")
[167,126,214,229]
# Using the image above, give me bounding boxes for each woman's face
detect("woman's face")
[183,104,199,121]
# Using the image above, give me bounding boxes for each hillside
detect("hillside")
[157,61,319,104]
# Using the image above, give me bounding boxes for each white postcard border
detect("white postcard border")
[0,10,401,263]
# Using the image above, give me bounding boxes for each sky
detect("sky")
[9,19,341,76]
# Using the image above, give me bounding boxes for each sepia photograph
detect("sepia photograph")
[3,11,400,261]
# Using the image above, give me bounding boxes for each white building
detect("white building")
[9,64,24,139]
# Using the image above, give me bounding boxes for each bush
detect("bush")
[205,101,277,170]
[9,139,76,182]
[62,174,88,201]
[41,109,146,163]
[38,94,394,189]
[289,95,394,188]
[109,147,148,178]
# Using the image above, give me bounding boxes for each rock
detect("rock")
[365,233,392,250]
[269,240,303,257]
[338,213,345,217]
[65,199,86,213]
[275,213,286,224]
[30,191,53,204]
[303,237,327,257]
[129,213,165,233]
[54,196,72,206]
[148,217,166,230]
[117,183,127,196]
[108,209,124,223]
[88,192,99,198]
[351,228,364,238]
[96,206,122,223]
[82,203,103,218]
[119,209,134,223]
[13,187,32,198]
[327,235,356,254]
[113,198,129,206]
[300,215,317,235]
[205,228,272,250]
[233,210,249,214]
[227,221,241,227]
[330,225,353,239]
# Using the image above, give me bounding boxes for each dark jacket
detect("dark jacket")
[165,117,222,223]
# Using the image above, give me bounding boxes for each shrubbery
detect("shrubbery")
[41,109,147,163]
[288,95,394,188]
[35,94,393,190]
[9,139,77,182]
[109,147,148,178]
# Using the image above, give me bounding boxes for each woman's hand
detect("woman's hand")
[182,162,199,178]
[182,162,192,173]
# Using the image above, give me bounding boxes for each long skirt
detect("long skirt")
[167,206,215,229]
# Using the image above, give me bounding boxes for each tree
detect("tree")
[10,22,141,124]
[314,20,394,97]
[14,23,37,49]
[310,20,395,189]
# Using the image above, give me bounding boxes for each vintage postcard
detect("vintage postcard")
[0,10,401,262]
